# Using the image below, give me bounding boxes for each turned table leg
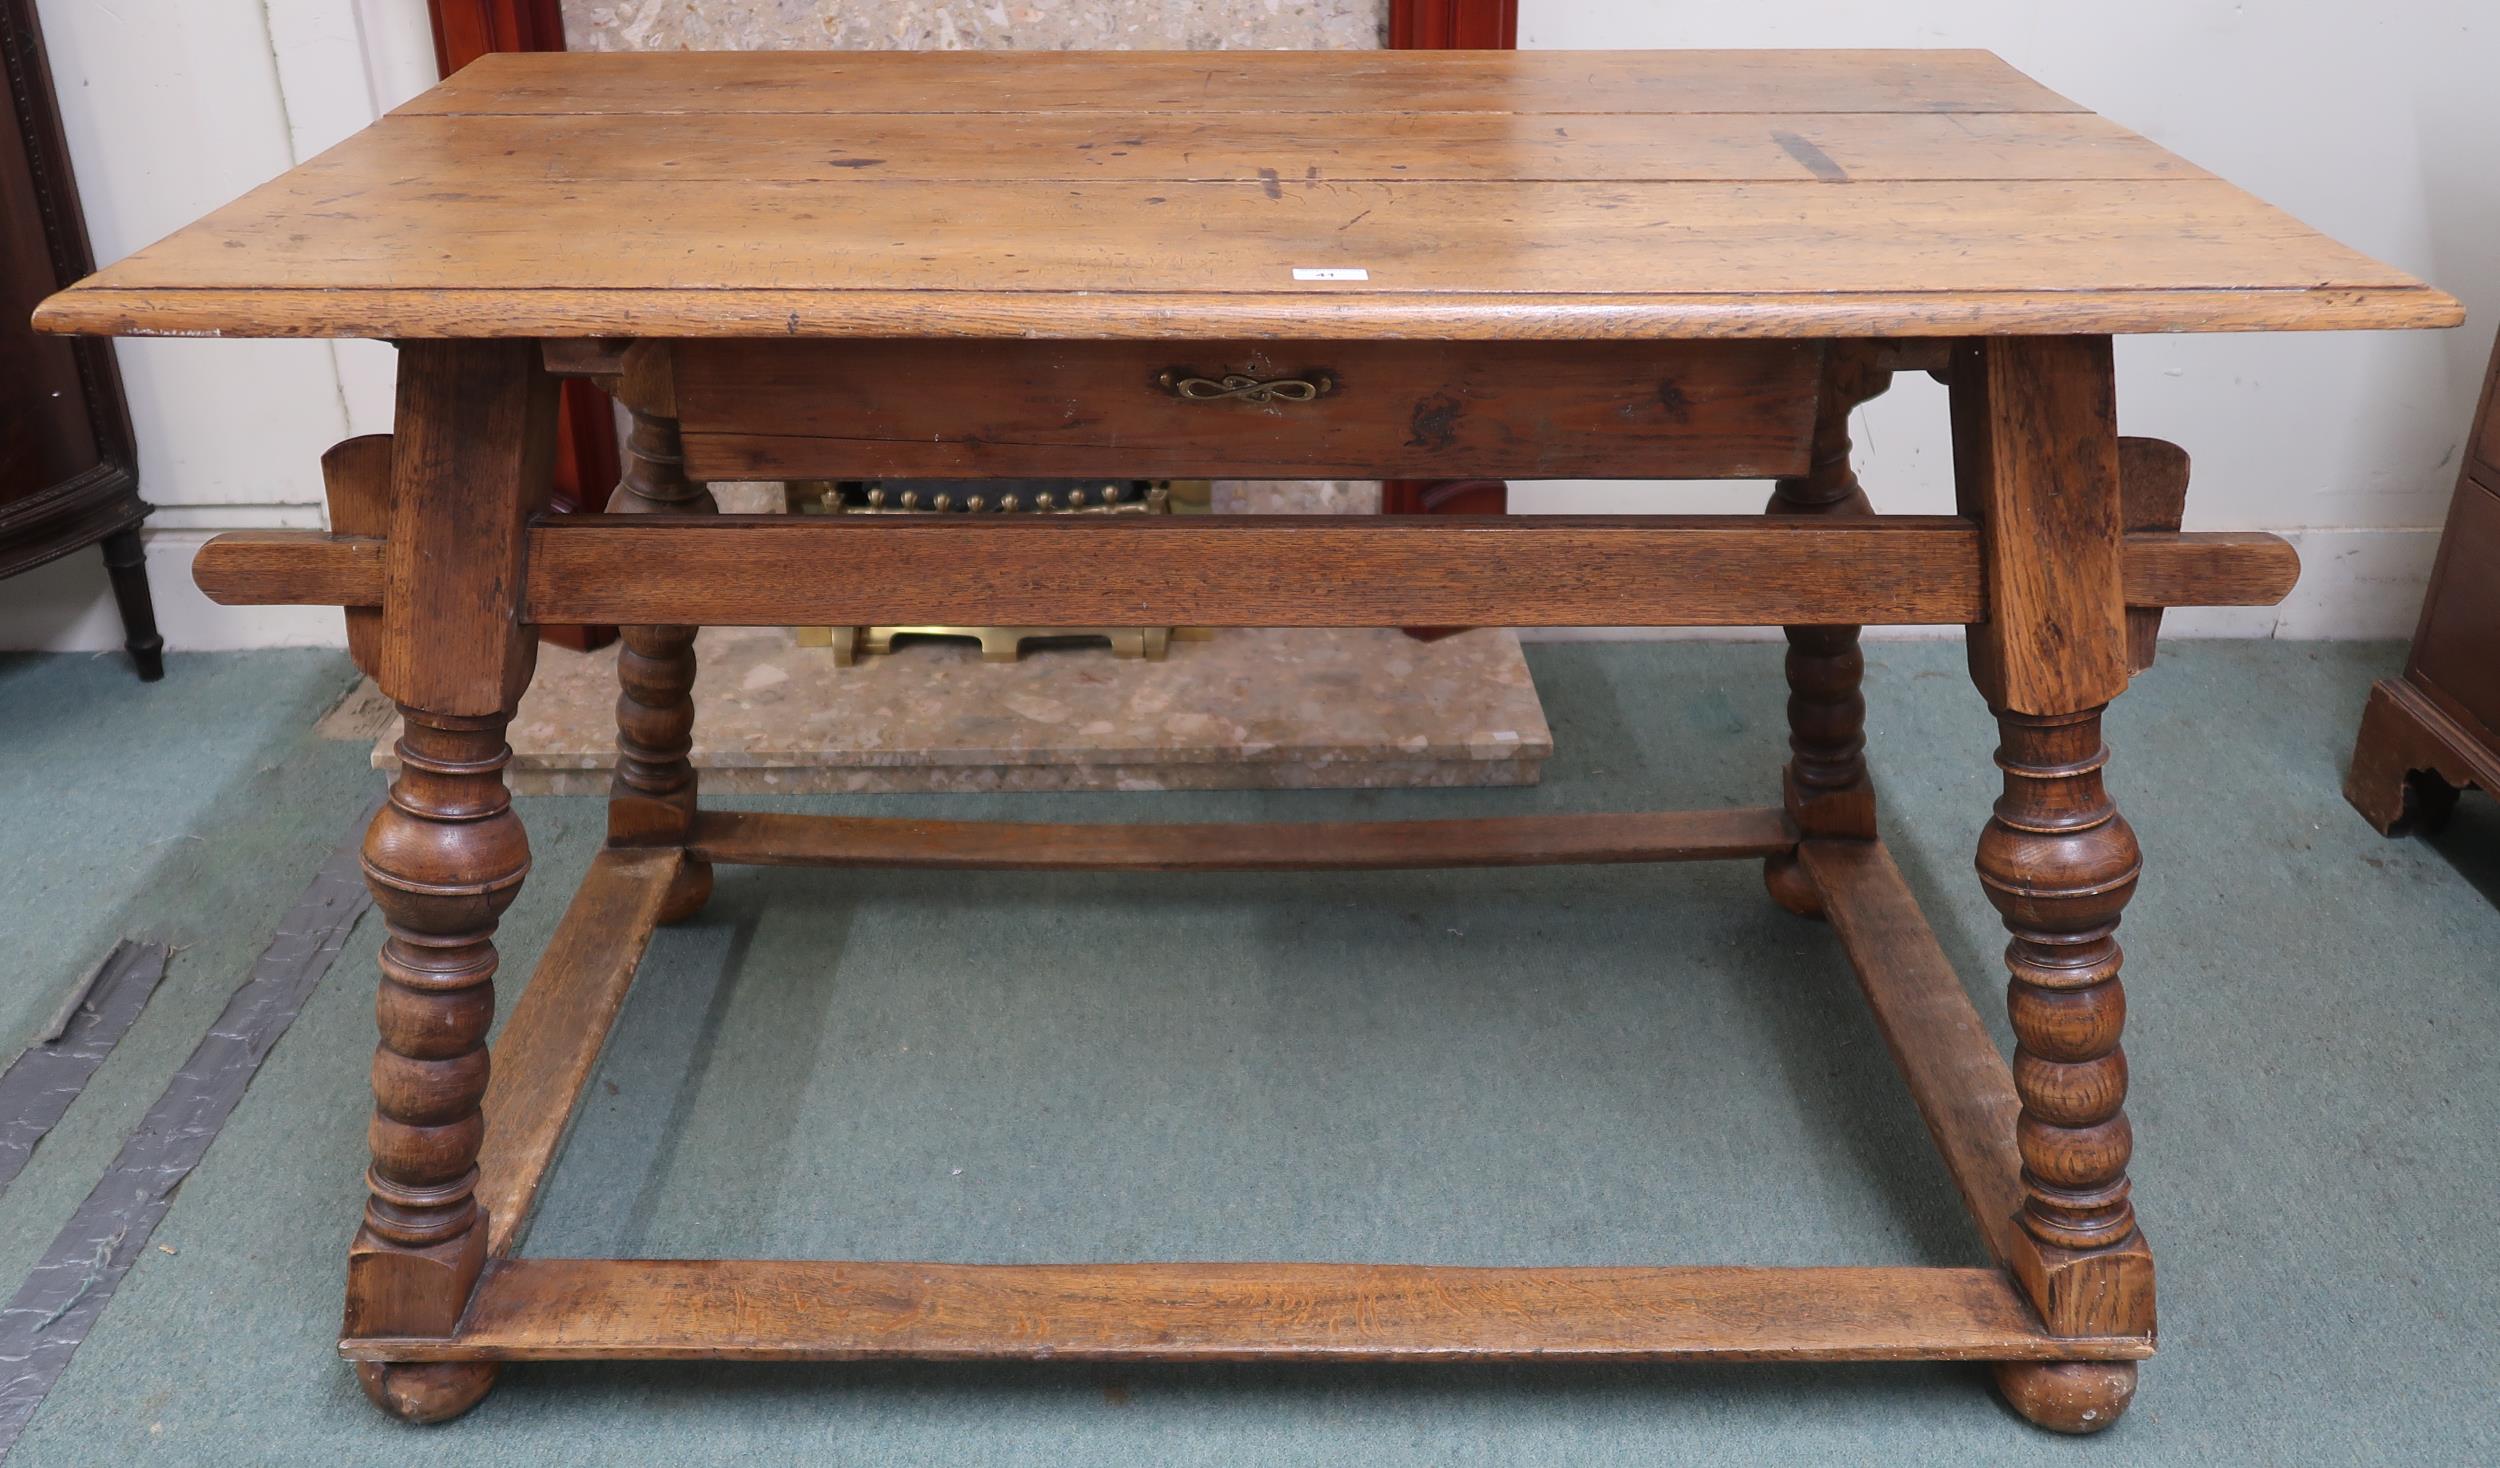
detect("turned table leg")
[1951,336,2156,1434]
[1763,344,1891,917]
[1980,702,2148,1433]
[344,340,556,1423]
[349,709,527,1421]
[603,347,718,923]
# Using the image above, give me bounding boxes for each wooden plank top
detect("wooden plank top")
[36,49,2460,341]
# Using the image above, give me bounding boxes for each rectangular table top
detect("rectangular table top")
[36,49,2460,342]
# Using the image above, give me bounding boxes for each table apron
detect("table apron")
[668,337,1826,482]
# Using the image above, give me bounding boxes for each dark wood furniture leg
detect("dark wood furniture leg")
[346,340,556,1424]
[599,346,718,923]
[1950,335,2155,1433]
[98,524,163,680]
[1763,344,1890,916]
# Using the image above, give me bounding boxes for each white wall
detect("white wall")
[7,5,2489,651]
[1517,1,2498,641]
[2,0,435,653]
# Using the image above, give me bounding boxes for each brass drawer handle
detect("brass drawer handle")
[1156,369,1335,404]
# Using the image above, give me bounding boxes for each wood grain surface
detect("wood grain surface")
[315,436,391,676]
[405,48,2092,117]
[1801,838,2025,1265]
[307,110,2207,186]
[473,846,684,1259]
[188,519,2300,625]
[375,340,555,714]
[673,338,1823,482]
[34,50,2457,340]
[341,1257,2155,1363]
[519,514,1986,628]
[681,808,1797,872]
[1952,336,2131,715]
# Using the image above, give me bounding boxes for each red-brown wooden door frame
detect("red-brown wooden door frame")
[427,0,565,60]
[427,0,619,650]
[1389,0,1516,52]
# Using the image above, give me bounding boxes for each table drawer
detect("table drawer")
[673,339,1822,482]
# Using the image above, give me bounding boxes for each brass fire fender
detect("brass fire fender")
[783,478,1197,664]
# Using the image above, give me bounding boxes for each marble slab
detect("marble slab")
[372,626,1551,793]
[1215,479,1380,515]
[562,0,1387,53]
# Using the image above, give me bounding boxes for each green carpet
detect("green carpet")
[0,640,2494,1465]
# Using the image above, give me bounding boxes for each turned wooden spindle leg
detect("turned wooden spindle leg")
[1985,708,2139,1257]
[1951,336,2154,1433]
[347,711,526,1421]
[1763,345,1892,917]
[1983,706,2150,1433]
[603,347,717,922]
[344,339,556,1423]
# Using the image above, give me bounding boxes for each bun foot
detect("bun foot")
[1993,1360,2137,1434]
[356,1360,499,1424]
[1762,851,1825,919]
[657,858,714,925]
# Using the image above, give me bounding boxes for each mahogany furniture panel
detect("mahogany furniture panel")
[36,48,2458,1439]
[2409,479,2500,732]
[1,0,158,679]
[2476,364,2500,480]
[2347,325,2500,830]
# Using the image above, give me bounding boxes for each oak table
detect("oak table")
[38,49,2460,1436]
